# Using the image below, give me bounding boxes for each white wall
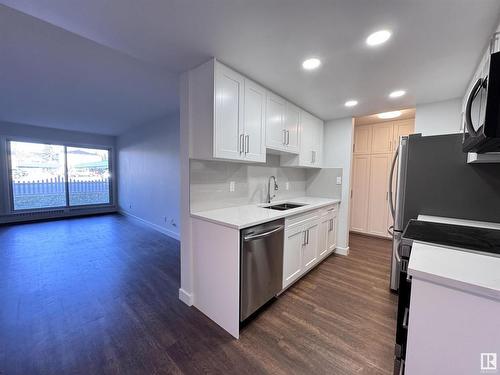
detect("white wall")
[322,117,353,251]
[414,98,462,136]
[117,113,180,240]
[0,120,116,218]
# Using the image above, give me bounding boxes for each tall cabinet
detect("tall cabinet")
[350,119,414,238]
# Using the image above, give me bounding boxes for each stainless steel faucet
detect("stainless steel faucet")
[266,176,278,203]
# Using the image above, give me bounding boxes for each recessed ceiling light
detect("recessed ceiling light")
[378,110,402,119]
[302,58,321,70]
[389,90,406,98]
[345,100,358,107]
[366,30,392,46]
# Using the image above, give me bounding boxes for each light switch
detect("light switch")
[229,181,235,192]
[336,176,342,185]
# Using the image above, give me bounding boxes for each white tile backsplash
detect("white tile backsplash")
[190,155,342,212]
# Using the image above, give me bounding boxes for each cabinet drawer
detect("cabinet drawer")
[286,209,321,230]
[320,204,337,217]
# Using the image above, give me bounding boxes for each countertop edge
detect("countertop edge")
[190,198,341,230]
[408,242,500,301]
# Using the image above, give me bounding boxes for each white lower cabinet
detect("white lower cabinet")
[283,225,305,288]
[302,222,319,271]
[282,204,338,290]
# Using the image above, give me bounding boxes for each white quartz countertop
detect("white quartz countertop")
[408,215,500,300]
[191,197,340,229]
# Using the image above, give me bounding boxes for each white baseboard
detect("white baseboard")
[335,246,349,256]
[178,288,193,306]
[119,210,180,241]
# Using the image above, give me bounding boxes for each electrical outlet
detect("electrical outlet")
[336,176,342,185]
[285,182,290,191]
[229,181,235,192]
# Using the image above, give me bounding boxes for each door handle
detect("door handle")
[388,147,399,220]
[239,134,244,154]
[245,135,249,154]
[243,225,284,241]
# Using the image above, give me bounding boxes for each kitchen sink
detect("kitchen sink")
[263,203,306,211]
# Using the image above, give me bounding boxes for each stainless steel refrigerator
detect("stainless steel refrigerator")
[388,133,500,291]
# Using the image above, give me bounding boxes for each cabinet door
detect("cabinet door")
[302,222,319,271]
[266,92,286,151]
[367,154,391,237]
[327,213,337,252]
[318,216,330,259]
[285,102,300,153]
[243,79,266,162]
[311,116,323,166]
[353,125,372,154]
[392,119,415,150]
[371,123,394,154]
[350,154,371,232]
[214,63,244,160]
[283,226,304,289]
[299,110,313,166]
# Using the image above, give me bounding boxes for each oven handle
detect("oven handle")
[243,226,284,241]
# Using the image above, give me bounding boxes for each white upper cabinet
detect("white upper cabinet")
[243,79,266,162]
[188,58,323,164]
[189,59,266,163]
[265,92,287,151]
[214,63,245,160]
[281,110,323,168]
[284,102,300,153]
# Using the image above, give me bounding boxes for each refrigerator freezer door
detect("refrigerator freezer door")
[390,136,409,291]
[393,136,409,232]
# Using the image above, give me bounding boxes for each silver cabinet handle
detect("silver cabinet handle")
[286,130,290,145]
[243,225,284,241]
[329,219,333,232]
[302,231,307,246]
[239,134,244,154]
[282,129,287,145]
[245,135,249,154]
[306,229,309,244]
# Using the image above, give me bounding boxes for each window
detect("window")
[9,141,112,211]
[67,147,110,206]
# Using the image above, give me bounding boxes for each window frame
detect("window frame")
[6,138,114,213]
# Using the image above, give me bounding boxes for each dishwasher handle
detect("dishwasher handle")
[243,225,284,241]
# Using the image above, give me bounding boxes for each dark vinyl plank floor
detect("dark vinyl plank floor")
[0,214,397,374]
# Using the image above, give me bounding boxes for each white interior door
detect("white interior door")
[243,80,266,162]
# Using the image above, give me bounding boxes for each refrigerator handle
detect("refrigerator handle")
[388,146,399,221]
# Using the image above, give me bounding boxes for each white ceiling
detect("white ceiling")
[1,1,500,135]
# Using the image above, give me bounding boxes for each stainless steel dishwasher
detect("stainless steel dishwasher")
[240,219,284,322]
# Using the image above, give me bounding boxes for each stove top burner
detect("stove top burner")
[402,220,500,256]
